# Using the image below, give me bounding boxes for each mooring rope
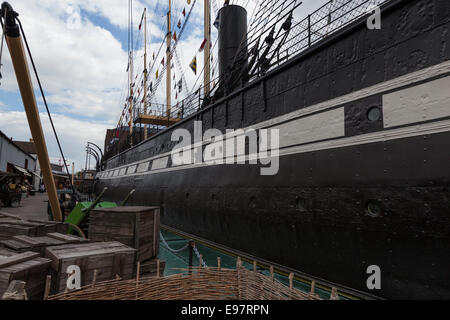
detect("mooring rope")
[159,231,189,253]
[193,245,208,268]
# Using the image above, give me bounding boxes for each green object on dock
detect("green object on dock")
[65,201,118,237]
[65,187,115,237]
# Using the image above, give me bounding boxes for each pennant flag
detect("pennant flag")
[139,9,145,30]
[152,52,155,60]
[126,62,130,72]
[173,31,177,41]
[189,56,197,75]
[182,8,186,17]
[199,38,207,52]
[174,83,177,90]
[116,129,119,138]
[149,82,153,92]
[161,57,165,66]
[175,92,178,100]
[173,73,175,80]
[171,62,174,69]
[187,0,191,4]
[177,19,182,29]
[156,70,159,79]
[178,79,183,93]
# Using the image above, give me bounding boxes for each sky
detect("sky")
[0,0,329,172]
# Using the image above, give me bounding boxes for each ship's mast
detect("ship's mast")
[143,8,148,140]
[129,0,134,138]
[166,0,171,117]
[204,0,211,96]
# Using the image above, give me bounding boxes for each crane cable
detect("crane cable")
[0,8,6,84]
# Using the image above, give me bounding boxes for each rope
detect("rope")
[0,8,7,85]
[193,245,208,268]
[16,17,75,194]
[159,231,189,253]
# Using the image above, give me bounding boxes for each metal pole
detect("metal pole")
[71,162,74,186]
[2,3,62,221]
[308,14,311,47]
[84,143,88,171]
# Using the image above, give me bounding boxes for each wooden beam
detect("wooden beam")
[134,114,180,126]
[6,30,63,222]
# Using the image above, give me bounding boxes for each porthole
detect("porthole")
[366,201,382,218]
[367,106,381,122]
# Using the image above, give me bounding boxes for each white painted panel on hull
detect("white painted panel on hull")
[273,107,345,148]
[383,76,450,128]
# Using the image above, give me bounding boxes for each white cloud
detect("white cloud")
[0,110,109,172]
[0,0,331,173]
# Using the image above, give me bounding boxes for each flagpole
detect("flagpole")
[143,8,148,140]
[166,0,172,118]
[204,0,211,96]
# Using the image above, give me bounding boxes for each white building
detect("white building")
[0,130,38,187]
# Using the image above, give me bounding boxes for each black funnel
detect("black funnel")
[215,5,248,92]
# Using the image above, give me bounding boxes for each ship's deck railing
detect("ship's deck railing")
[106,0,391,160]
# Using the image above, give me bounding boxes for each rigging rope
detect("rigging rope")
[148,0,198,103]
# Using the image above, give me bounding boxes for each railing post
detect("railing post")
[188,241,194,275]
[181,100,184,119]
[308,14,311,47]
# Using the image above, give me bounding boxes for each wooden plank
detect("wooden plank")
[13,235,46,246]
[46,233,87,243]
[0,252,40,269]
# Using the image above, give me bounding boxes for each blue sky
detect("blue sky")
[0,0,329,171]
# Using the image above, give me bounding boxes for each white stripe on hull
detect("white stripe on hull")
[100,61,450,180]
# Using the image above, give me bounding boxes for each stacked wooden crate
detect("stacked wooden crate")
[0,233,89,255]
[0,214,69,240]
[0,249,51,299]
[89,207,160,262]
[45,241,136,294]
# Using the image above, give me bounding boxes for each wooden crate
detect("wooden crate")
[45,241,136,294]
[0,220,40,240]
[89,207,160,262]
[0,233,89,255]
[0,250,51,300]
[0,217,69,241]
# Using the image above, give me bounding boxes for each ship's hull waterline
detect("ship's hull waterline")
[98,0,450,299]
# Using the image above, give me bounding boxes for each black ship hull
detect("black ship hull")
[98,0,450,299]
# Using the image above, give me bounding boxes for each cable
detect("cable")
[16,17,75,194]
